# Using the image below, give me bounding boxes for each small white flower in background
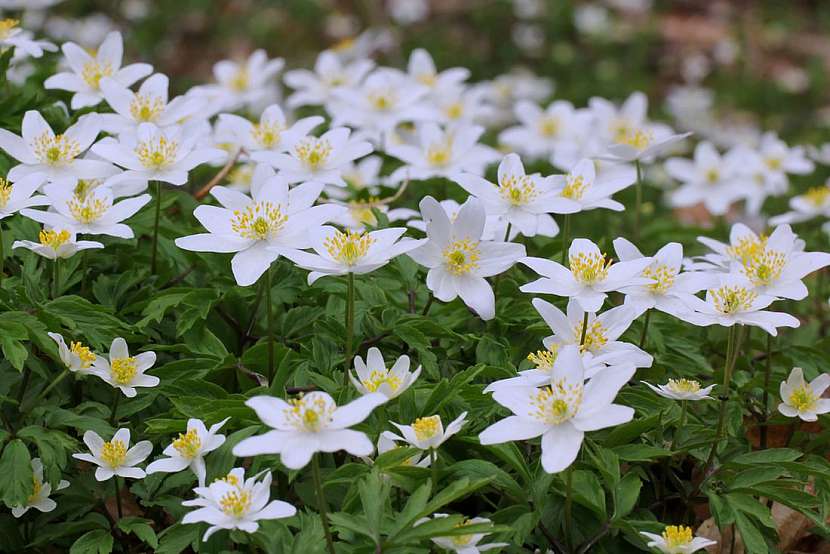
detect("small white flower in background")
[387,123,500,183]
[520,237,653,312]
[0,173,49,219]
[146,418,229,486]
[282,225,424,285]
[92,122,225,186]
[47,332,98,374]
[325,155,384,200]
[0,18,56,60]
[284,49,375,108]
[0,111,117,183]
[548,158,635,213]
[756,131,814,189]
[388,0,430,26]
[190,50,284,113]
[252,127,373,187]
[90,337,158,397]
[405,48,469,95]
[216,104,324,157]
[666,141,746,216]
[388,412,467,451]
[11,458,69,518]
[769,181,830,226]
[351,347,421,400]
[479,345,634,473]
[175,165,343,287]
[72,428,153,481]
[43,31,152,110]
[644,379,715,401]
[13,227,103,260]
[433,85,493,126]
[778,367,830,422]
[233,391,386,469]
[417,513,508,554]
[640,525,717,554]
[499,100,591,161]
[407,196,526,320]
[479,69,554,127]
[182,468,296,541]
[374,432,431,467]
[21,185,151,239]
[406,198,505,241]
[329,199,417,232]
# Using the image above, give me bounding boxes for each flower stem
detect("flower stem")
[264,266,275,384]
[343,272,355,386]
[109,389,120,426]
[312,455,336,554]
[760,333,773,450]
[52,259,61,299]
[579,312,589,347]
[430,448,438,487]
[150,181,162,274]
[421,293,434,316]
[0,223,5,277]
[564,466,574,553]
[679,399,688,428]
[638,309,651,349]
[702,325,740,473]
[560,213,571,265]
[634,160,643,242]
[113,476,122,520]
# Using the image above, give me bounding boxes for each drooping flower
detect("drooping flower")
[72,428,153,481]
[388,412,467,451]
[90,337,158,397]
[778,367,830,422]
[0,173,49,219]
[11,458,69,518]
[216,104,324,156]
[640,525,717,554]
[146,418,229,486]
[351,347,421,400]
[643,379,715,401]
[13,227,104,260]
[284,49,375,108]
[417,513,508,554]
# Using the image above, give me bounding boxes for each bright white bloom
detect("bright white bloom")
[778,367,830,422]
[406,49,469,94]
[644,379,715,401]
[0,18,55,60]
[330,200,417,231]
[479,345,634,473]
[499,100,591,160]
[182,468,296,541]
[666,142,746,215]
[640,525,717,554]
[547,159,635,214]
[520,238,653,312]
[13,227,103,260]
[21,185,151,239]
[374,432,431,467]
[692,222,771,272]
[72,428,153,481]
[0,111,117,183]
[90,337,158,397]
[92,123,225,186]
[388,412,467,451]
[47,332,97,374]
[432,85,493,126]
[408,196,526,320]
[11,458,69,518]
[406,198,504,241]
[283,226,424,285]
[284,49,374,108]
[146,418,229,486]
[252,127,373,187]
[233,391,386,469]
[216,104,323,156]
[190,50,284,113]
[756,132,814,191]
[418,514,508,554]
[387,123,500,183]
[770,182,830,226]
[175,165,342,287]
[0,173,48,219]
[351,347,421,400]
[44,31,152,110]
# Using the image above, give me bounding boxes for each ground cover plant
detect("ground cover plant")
[1,1,830,552]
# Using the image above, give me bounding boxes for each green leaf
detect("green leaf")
[358,469,389,544]
[0,439,32,508]
[117,517,159,548]
[69,529,114,554]
[733,511,769,553]
[612,444,672,462]
[156,523,200,554]
[613,473,641,520]
[571,470,606,517]
[730,448,802,465]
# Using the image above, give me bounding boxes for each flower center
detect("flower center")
[324,230,374,266]
[70,341,96,369]
[136,136,179,170]
[217,473,240,486]
[741,249,785,286]
[229,68,249,92]
[0,18,19,40]
[74,179,102,200]
[68,194,109,224]
[368,91,396,111]
[561,175,587,200]
[662,525,693,548]
[27,476,43,504]
[228,165,253,187]
[527,345,560,370]
[231,201,288,241]
[710,285,757,314]
[445,102,464,120]
[412,415,441,442]
[727,235,767,265]
[361,369,402,393]
[172,428,202,459]
[251,121,284,149]
[81,60,114,89]
[642,263,677,294]
[39,229,71,250]
[110,356,138,385]
[450,520,476,546]
[704,168,720,184]
[129,94,165,122]
[618,128,652,151]
[426,141,452,167]
[765,157,782,171]
[349,200,379,226]
[804,186,830,207]
[667,378,701,394]
[294,138,331,170]
[570,252,612,284]
[574,319,607,353]
[33,133,81,165]
[499,174,536,206]
[220,489,252,518]
[285,395,334,432]
[442,239,480,275]
[788,385,817,412]
[0,178,12,209]
[101,439,127,468]
[530,380,583,425]
[539,116,560,137]
[416,73,436,86]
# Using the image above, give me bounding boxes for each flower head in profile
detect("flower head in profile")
[44,31,151,110]
[182,467,296,541]
[233,391,386,469]
[373,432,431,468]
[0,173,49,219]
[90,337,158,397]
[72,428,153,481]
[0,18,55,61]
[284,49,375,108]
[640,525,717,554]
[548,158,636,213]
[644,379,715,401]
[417,513,508,554]
[11,458,69,518]
[778,367,830,422]
[14,227,103,260]
[216,104,324,156]
[147,418,229,486]
[47,332,97,375]
[388,412,467,451]
[769,181,830,226]
[351,347,421,400]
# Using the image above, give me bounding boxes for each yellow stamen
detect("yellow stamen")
[172,428,202,459]
[561,175,587,200]
[788,385,817,413]
[361,369,402,393]
[412,415,441,442]
[499,174,536,206]
[574,319,607,353]
[68,194,108,224]
[709,285,757,314]
[530,380,583,425]
[569,251,612,284]
[27,476,43,504]
[220,489,252,518]
[727,235,767,265]
[100,439,127,468]
[284,394,334,432]
[426,140,452,167]
[33,133,81,165]
[803,186,830,207]
[294,138,331,170]
[0,19,20,40]
[666,378,701,394]
[70,341,96,369]
[442,239,480,275]
[81,60,113,89]
[527,345,560,369]
[129,94,165,123]
[741,249,785,286]
[662,525,693,548]
[38,229,71,250]
[324,230,374,266]
[450,519,476,545]
[251,121,284,148]
[643,263,677,294]
[231,202,288,241]
[539,116,559,137]
[0,177,12,209]
[229,68,249,92]
[110,357,138,385]
[135,136,179,170]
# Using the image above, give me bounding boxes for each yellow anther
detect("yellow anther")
[39,229,71,250]
[788,385,817,412]
[220,489,252,518]
[450,519,476,545]
[361,369,402,393]
[294,138,331,169]
[426,141,452,167]
[172,428,202,459]
[231,202,288,241]
[81,60,113,89]
[136,136,179,170]
[68,194,108,224]
[727,235,767,265]
[643,264,677,294]
[574,319,607,353]
[527,345,560,369]
[804,186,830,207]
[251,121,284,148]
[666,378,701,394]
[539,116,560,137]
[0,19,19,40]
[73,179,101,200]
[285,394,333,432]
[445,102,464,120]
[709,285,757,314]
[530,380,583,425]
[229,68,249,92]
[499,174,537,206]
[33,133,81,165]
[110,357,138,385]
[765,157,782,171]
[324,230,374,265]
[349,200,379,227]
[569,251,612,284]
[741,249,785,286]
[100,439,127,468]
[129,94,165,123]
[413,415,441,441]
[368,91,396,111]
[662,525,693,548]
[0,177,11,208]
[704,168,720,184]
[70,341,96,369]
[442,239,480,275]
[561,175,587,200]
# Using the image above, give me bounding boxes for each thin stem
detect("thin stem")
[0,223,5,277]
[52,259,60,299]
[579,312,590,346]
[113,476,123,520]
[264,266,274,384]
[421,294,434,316]
[560,213,571,265]
[639,309,651,349]
[312,455,336,554]
[430,448,438,487]
[760,333,773,450]
[504,222,512,242]
[150,181,162,274]
[634,160,643,242]
[564,467,574,553]
[109,389,121,426]
[343,272,355,386]
[679,400,688,428]
[702,325,739,473]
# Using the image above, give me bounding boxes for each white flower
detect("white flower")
[0,173,49,219]
[388,412,467,451]
[408,196,526,320]
[770,182,830,226]
[406,49,469,94]
[146,418,229,486]
[548,159,635,213]
[0,18,56,60]
[182,468,296,541]
[282,226,424,285]
[90,337,159,397]
[47,332,97,374]
[216,104,324,156]
[387,123,500,183]
[418,514,508,554]
[351,347,421,400]
[778,367,830,422]
[479,69,553,126]
[479,345,634,473]
[11,458,69,518]
[43,31,152,110]
[284,49,375,108]
[433,85,493,126]
[189,50,284,113]
[499,100,591,161]
[666,142,746,216]
[374,432,431,467]
[92,123,225,186]
[756,132,814,190]
[406,198,505,241]
[14,228,103,260]
[21,185,151,239]
[0,111,117,183]
[175,165,342,287]
[520,238,653,312]
[644,379,715,401]
[640,525,717,554]
[388,0,429,24]
[252,127,373,188]
[72,428,153,481]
